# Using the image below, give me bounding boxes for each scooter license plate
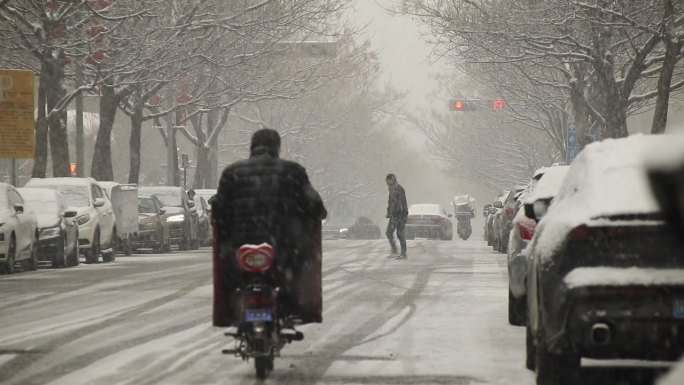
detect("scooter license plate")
[674,297,684,319]
[244,309,273,322]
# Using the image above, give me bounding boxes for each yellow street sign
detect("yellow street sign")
[0,69,35,158]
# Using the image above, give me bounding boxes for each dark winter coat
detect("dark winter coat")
[211,144,327,326]
[387,183,408,219]
[212,145,327,247]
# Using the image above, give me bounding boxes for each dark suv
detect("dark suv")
[138,186,199,250]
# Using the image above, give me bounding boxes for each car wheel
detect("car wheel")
[153,226,163,253]
[102,228,116,262]
[508,290,526,326]
[526,325,536,370]
[535,344,582,385]
[4,235,16,274]
[86,229,100,264]
[53,235,68,268]
[26,234,38,271]
[69,236,80,267]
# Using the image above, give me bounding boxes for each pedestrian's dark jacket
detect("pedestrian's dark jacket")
[387,183,408,218]
[211,142,327,326]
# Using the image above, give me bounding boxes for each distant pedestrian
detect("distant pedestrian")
[385,174,408,259]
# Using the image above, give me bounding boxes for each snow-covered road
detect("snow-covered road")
[0,240,534,384]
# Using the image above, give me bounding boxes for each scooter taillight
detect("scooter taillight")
[237,243,275,273]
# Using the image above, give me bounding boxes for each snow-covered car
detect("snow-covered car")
[322,217,355,239]
[347,216,382,239]
[17,188,79,268]
[24,177,116,264]
[131,194,170,253]
[487,191,508,247]
[493,186,526,253]
[405,204,453,240]
[99,182,139,255]
[193,195,211,246]
[0,183,39,273]
[507,166,569,326]
[138,186,199,250]
[193,188,217,214]
[525,136,684,383]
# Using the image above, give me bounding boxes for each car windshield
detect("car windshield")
[37,185,90,207]
[21,195,60,215]
[143,190,181,207]
[137,197,156,214]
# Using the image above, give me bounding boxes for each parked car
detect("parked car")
[99,182,139,255]
[25,177,116,264]
[482,203,495,244]
[138,186,199,250]
[0,183,39,273]
[193,195,212,246]
[506,166,569,326]
[131,194,170,253]
[346,216,382,239]
[405,204,453,240]
[525,136,684,383]
[322,217,356,239]
[487,190,510,250]
[17,188,79,268]
[493,186,526,253]
[193,189,217,211]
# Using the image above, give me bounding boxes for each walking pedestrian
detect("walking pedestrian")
[385,174,408,259]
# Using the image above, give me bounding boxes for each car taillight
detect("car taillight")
[237,243,275,273]
[518,218,537,241]
[433,216,445,224]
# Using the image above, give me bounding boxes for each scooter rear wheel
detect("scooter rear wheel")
[255,356,268,379]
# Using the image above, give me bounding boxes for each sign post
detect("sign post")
[0,69,35,185]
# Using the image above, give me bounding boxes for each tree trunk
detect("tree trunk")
[651,40,681,134]
[128,91,143,184]
[32,61,48,177]
[91,84,119,181]
[45,55,70,176]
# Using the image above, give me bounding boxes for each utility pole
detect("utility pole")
[75,63,84,176]
[166,125,177,186]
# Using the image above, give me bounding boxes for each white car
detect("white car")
[0,183,39,273]
[25,177,116,264]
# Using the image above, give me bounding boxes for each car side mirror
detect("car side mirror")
[448,214,453,218]
[64,210,77,218]
[14,204,24,213]
[494,201,503,209]
[526,199,551,222]
[93,198,105,208]
[159,209,166,215]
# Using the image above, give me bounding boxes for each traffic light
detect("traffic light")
[68,163,77,176]
[449,99,476,111]
[493,99,505,110]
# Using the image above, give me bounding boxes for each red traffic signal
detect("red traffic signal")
[449,99,475,111]
[69,163,77,175]
[493,99,505,110]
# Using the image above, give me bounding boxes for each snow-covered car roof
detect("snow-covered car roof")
[534,135,678,261]
[524,166,570,203]
[26,177,97,187]
[409,204,445,215]
[452,194,475,206]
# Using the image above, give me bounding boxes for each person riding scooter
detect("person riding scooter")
[211,128,327,329]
